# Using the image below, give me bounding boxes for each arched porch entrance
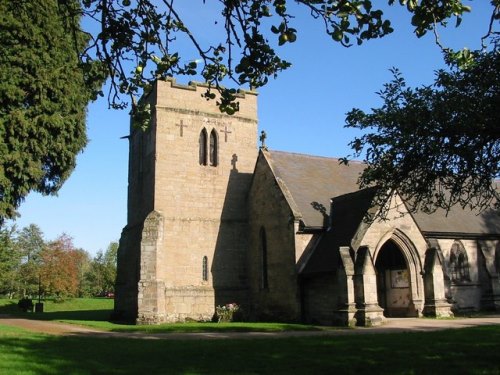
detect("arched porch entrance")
[375,239,415,317]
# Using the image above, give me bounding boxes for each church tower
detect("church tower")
[115,79,258,323]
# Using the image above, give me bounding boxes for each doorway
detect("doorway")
[375,240,413,317]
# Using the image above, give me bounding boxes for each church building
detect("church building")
[114,78,500,326]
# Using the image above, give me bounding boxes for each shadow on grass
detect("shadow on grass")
[0,299,114,323]
[106,322,324,334]
[0,301,22,315]
[0,326,499,374]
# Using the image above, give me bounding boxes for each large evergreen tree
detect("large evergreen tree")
[0,0,100,222]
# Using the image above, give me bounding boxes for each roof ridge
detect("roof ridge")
[268,149,365,164]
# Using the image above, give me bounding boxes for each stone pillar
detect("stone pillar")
[114,224,141,322]
[354,246,385,326]
[332,247,357,327]
[423,248,454,318]
[137,211,167,325]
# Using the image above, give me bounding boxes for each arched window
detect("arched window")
[199,129,208,165]
[449,241,470,282]
[209,129,218,166]
[202,256,208,281]
[260,227,268,290]
[495,242,500,277]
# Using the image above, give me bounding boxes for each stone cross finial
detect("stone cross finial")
[259,130,267,150]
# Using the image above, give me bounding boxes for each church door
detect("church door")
[375,240,413,317]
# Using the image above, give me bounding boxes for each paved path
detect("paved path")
[1,314,499,340]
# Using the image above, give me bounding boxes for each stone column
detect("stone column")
[332,247,357,327]
[423,248,454,318]
[354,246,385,326]
[136,211,167,324]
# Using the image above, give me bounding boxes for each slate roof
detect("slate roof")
[266,150,366,228]
[266,150,500,237]
[412,207,500,236]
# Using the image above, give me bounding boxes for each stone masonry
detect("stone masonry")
[115,79,257,323]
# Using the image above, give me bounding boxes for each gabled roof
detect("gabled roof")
[266,150,365,228]
[300,188,377,275]
[265,149,500,237]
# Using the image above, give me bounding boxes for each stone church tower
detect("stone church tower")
[114,79,258,323]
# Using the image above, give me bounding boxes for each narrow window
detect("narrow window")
[449,241,470,282]
[495,242,500,277]
[260,227,268,289]
[209,129,218,166]
[199,129,208,165]
[202,256,208,281]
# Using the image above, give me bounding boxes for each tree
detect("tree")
[0,0,103,223]
[16,224,45,297]
[39,234,83,298]
[345,46,500,215]
[0,226,22,298]
[85,241,118,296]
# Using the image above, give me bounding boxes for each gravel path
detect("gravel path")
[1,314,499,340]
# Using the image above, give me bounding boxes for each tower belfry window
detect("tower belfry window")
[209,129,218,166]
[199,129,208,165]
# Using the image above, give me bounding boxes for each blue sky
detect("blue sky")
[9,2,495,255]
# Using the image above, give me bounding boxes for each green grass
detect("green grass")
[0,298,114,322]
[0,324,499,374]
[1,298,499,373]
[64,320,326,333]
[0,298,324,333]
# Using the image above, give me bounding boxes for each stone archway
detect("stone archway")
[375,240,412,317]
[374,231,423,317]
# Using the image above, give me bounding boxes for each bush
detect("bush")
[216,303,240,323]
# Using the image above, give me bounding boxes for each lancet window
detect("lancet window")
[260,227,269,290]
[449,241,471,283]
[199,128,218,167]
[202,256,208,281]
[199,129,208,165]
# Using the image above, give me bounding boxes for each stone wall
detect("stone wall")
[117,79,258,323]
[247,151,301,322]
[438,239,486,312]
[301,273,336,325]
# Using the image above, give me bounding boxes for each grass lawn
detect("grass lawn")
[0,324,499,374]
[1,298,499,373]
[0,298,324,333]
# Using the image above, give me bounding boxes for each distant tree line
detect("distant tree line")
[0,224,117,300]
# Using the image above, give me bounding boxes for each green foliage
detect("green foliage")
[0,224,114,299]
[79,0,490,116]
[85,242,117,296]
[0,0,102,222]
[0,226,22,297]
[16,224,45,297]
[345,48,500,215]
